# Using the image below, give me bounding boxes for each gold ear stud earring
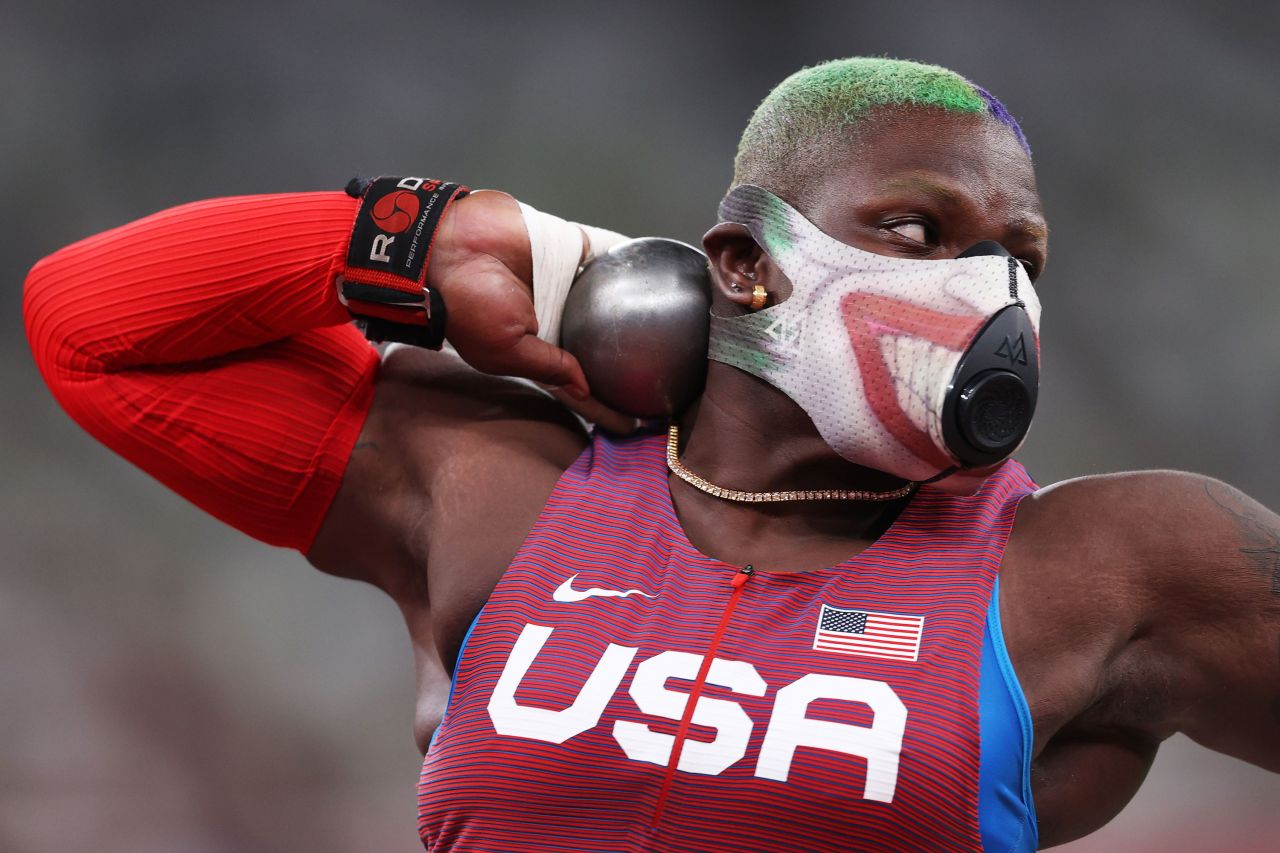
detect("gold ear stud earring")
[750,284,768,311]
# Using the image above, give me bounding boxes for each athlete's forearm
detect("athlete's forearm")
[23,191,379,550]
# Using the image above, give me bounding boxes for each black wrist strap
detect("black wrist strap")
[338,176,469,349]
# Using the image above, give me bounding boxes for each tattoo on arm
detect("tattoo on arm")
[1203,481,1280,725]
[1204,481,1280,597]
[354,440,380,452]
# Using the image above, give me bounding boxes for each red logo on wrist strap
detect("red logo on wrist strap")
[370,190,421,233]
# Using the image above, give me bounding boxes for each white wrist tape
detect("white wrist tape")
[518,201,628,344]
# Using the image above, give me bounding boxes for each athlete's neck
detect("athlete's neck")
[669,363,911,569]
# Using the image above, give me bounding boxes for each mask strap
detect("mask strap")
[917,466,960,486]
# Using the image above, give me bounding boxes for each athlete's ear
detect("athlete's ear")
[702,223,791,310]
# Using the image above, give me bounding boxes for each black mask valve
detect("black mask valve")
[940,246,1039,468]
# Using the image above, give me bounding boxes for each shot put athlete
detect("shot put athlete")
[23,58,1279,851]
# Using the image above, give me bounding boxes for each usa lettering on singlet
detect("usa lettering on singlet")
[418,431,1038,853]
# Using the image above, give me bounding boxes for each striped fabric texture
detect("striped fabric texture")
[419,431,1036,851]
[23,192,378,550]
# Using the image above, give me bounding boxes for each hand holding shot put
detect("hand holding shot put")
[392,184,642,432]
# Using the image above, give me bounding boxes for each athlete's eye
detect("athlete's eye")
[883,220,934,245]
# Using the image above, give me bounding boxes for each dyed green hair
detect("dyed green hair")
[732,57,1028,203]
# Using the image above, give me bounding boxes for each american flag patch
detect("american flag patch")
[813,604,925,662]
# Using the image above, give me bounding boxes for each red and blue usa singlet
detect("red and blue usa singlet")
[418,431,1038,851]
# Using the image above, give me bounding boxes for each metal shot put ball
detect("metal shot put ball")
[560,237,712,419]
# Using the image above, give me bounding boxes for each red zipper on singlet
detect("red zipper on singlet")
[651,564,755,826]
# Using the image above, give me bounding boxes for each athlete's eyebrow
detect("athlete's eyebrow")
[879,176,969,208]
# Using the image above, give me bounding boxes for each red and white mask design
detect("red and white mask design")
[709,185,1042,493]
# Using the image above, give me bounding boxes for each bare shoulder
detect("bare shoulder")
[996,472,1197,741]
[1007,468,1270,582]
[1012,467,1216,525]
[307,344,589,597]
[1002,468,1262,673]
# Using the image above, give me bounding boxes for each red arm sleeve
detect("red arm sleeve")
[23,191,380,551]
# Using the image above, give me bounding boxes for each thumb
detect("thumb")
[498,334,591,398]
[544,387,641,436]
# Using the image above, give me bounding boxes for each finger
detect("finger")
[545,387,641,435]
[496,334,590,397]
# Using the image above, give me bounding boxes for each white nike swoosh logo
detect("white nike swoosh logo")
[552,574,657,603]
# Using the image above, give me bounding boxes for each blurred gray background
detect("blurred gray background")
[2,1,1277,850]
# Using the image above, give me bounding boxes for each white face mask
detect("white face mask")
[709,184,1042,494]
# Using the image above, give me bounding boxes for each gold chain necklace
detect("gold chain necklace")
[665,426,915,503]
